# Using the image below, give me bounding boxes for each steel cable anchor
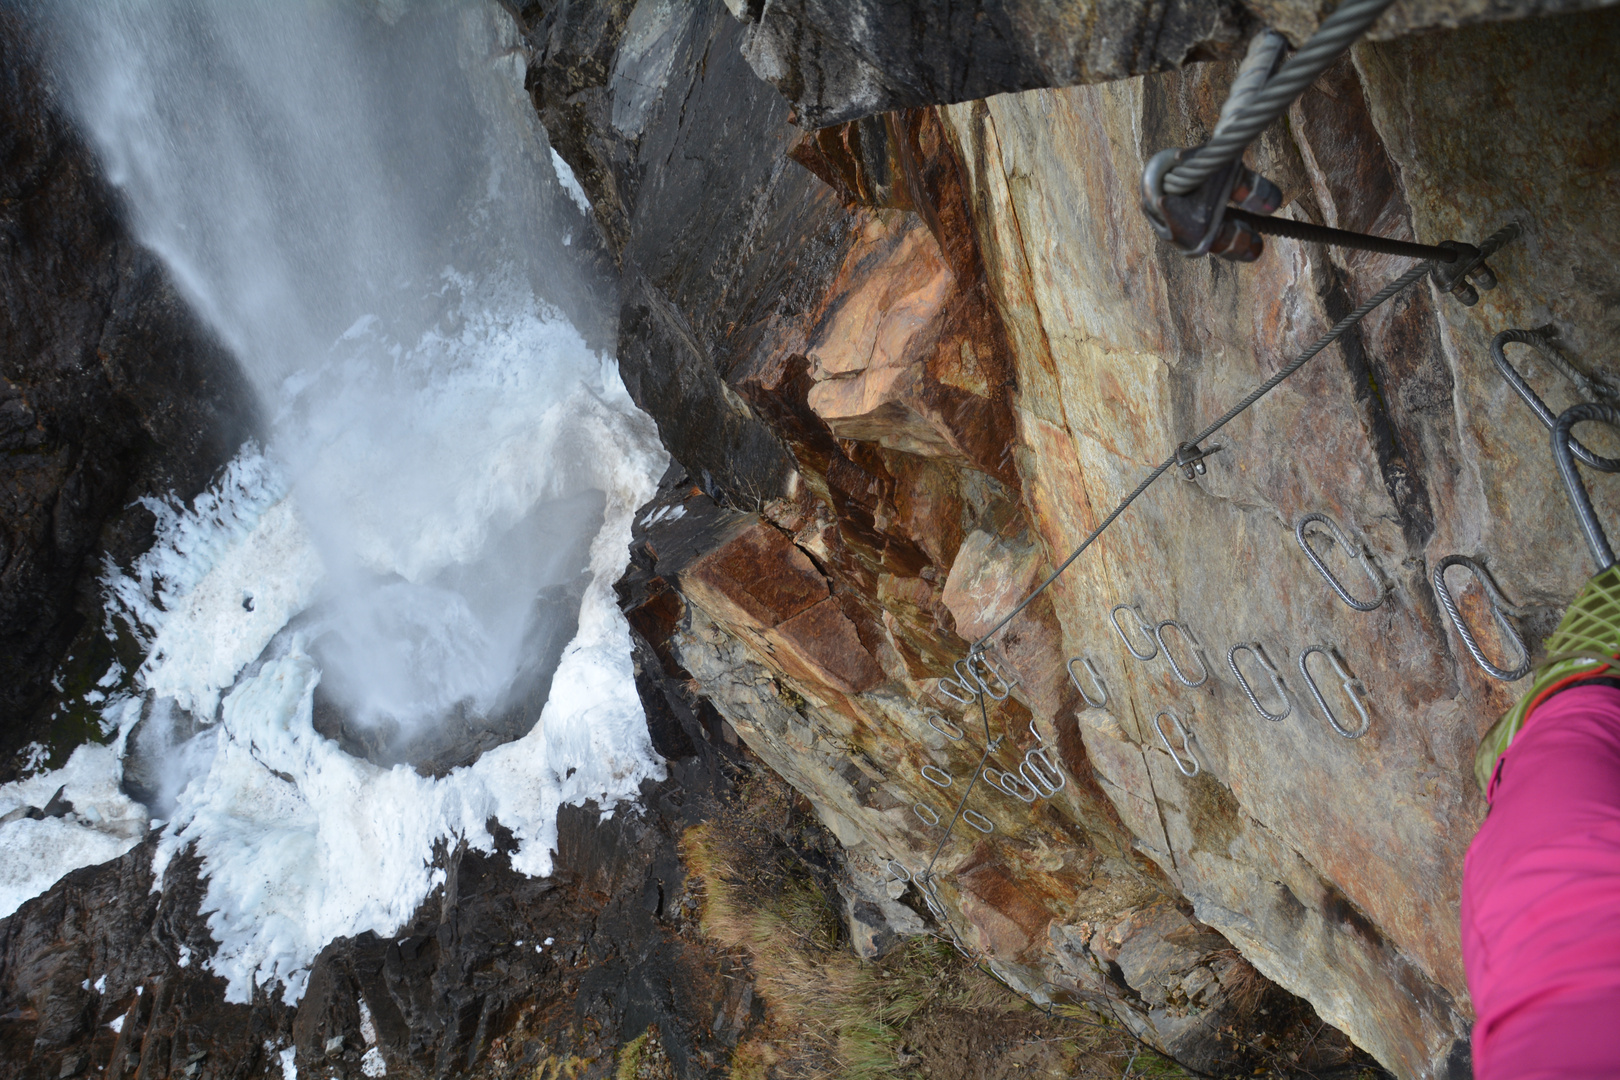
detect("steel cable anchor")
[1145,148,1503,308]
[1143,146,1475,274]
[1175,440,1223,480]
[1429,240,1502,307]
[1141,147,1282,262]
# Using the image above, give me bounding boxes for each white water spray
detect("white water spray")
[0,0,668,1000]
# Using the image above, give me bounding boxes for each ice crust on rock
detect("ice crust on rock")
[2,0,670,1006]
[151,343,665,1004]
[0,706,149,919]
[0,333,666,1001]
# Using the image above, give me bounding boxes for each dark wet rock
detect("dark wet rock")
[0,764,751,1080]
[721,0,1620,130]
[522,0,855,510]
[727,0,1252,130]
[0,11,256,768]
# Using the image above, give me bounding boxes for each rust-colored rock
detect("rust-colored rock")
[772,597,887,695]
[637,8,1620,1080]
[679,517,828,631]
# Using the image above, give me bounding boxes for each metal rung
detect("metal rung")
[1295,512,1385,611]
[1154,710,1200,777]
[1110,604,1158,661]
[1020,747,1066,797]
[1227,641,1292,722]
[1495,330,1620,473]
[1431,554,1531,681]
[1155,620,1211,688]
[1555,403,1620,572]
[936,672,976,704]
[1067,656,1108,709]
[1299,646,1372,739]
[985,767,1036,804]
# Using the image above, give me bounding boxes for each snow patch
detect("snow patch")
[135,342,666,1003]
[104,448,322,719]
[638,504,686,528]
[550,148,591,215]
[14,743,49,777]
[359,998,377,1045]
[0,705,149,920]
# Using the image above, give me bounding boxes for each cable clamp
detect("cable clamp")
[1429,240,1500,306]
[1141,148,1280,262]
[1174,440,1223,480]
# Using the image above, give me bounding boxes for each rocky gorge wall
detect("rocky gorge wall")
[0,11,256,768]
[1,2,1617,1078]
[535,1,1620,1076]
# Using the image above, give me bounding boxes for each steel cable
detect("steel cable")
[1162,0,1397,196]
[927,221,1517,942]
[971,256,1440,652]
[919,690,993,885]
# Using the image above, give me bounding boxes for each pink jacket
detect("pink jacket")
[1463,684,1620,1078]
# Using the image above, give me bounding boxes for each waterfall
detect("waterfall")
[0,0,667,1002]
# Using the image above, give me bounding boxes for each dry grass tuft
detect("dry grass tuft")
[681,773,1191,1080]
[614,1026,674,1080]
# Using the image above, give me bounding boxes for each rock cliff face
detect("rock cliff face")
[3,2,1618,1079]
[534,1,1620,1077]
[0,12,256,768]
[0,633,768,1080]
[725,0,1618,128]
